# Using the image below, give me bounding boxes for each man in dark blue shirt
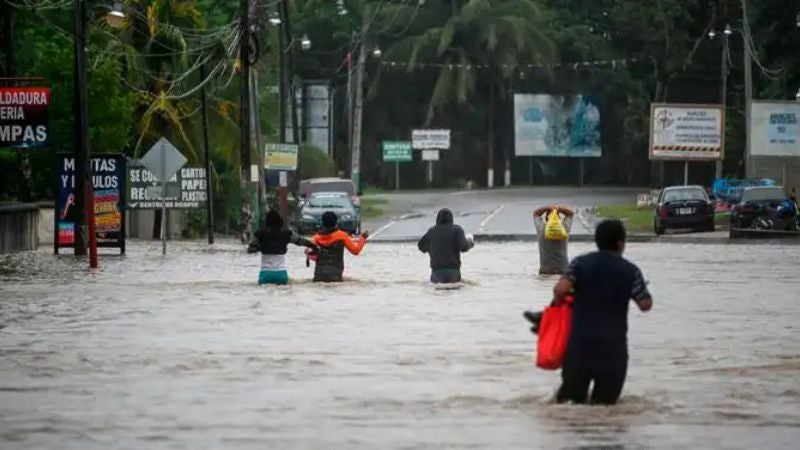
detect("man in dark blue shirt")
[552,219,653,405]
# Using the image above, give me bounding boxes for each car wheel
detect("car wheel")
[654,220,665,236]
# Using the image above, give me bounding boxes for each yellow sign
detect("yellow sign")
[264,143,298,171]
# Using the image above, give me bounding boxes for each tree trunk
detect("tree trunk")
[1,2,13,76]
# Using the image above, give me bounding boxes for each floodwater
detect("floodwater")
[1,240,799,449]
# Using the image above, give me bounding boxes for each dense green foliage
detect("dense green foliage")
[1,0,798,210]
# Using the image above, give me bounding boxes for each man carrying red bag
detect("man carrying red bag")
[526,219,653,405]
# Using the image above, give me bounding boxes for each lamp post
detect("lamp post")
[708,24,733,179]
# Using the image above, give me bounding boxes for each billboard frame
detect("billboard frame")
[649,102,725,162]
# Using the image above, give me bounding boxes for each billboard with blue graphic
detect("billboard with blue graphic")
[514,94,601,157]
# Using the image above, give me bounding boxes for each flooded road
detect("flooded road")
[2,241,799,449]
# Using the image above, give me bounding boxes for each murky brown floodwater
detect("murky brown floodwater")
[1,240,799,449]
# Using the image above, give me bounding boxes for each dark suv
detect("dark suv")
[654,185,715,235]
[729,186,798,238]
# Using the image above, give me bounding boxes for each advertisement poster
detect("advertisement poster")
[56,154,125,252]
[649,103,724,160]
[127,165,207,209]
[264,143,299,171]
[0,86,50,147]
[750,101,800,157]
[514,94,601,157]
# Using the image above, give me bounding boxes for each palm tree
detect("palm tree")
[378,0,557,187]
[106,0,239,237]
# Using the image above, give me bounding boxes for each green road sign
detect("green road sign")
[382,141,413,162]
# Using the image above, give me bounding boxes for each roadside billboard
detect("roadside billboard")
[56,154,126,252]
[0,86,50,148]
[513,94,601,157]
[649,103,724,160]
[750,101,800,157]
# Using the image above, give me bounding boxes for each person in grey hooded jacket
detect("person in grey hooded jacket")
[418,208,474,283]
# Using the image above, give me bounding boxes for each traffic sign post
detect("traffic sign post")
[382,141,412,191]
[264,143,298,221]
[140,137,187,255]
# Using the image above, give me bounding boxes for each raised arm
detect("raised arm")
[557,206,575,217]
[343,232,368,255]
[533,206,552,218]
[289,231,316,248]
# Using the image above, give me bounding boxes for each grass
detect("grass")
[360,196,387,219]
[596,205,731,233]
[596,205,654,232]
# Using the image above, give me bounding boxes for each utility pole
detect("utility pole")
[73,0,97,268]
[351,18,369,192]
[277,17,286,143]
[717,34,729,179]
[199,63,214,245]
[239,0,253,243]
[279,0,301,147]
[742,0,754,178]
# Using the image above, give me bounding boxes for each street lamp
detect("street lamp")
[301,34,311,51]
[372,46,382,58]
[269,12,281,26]
[724,24,733,36]
[105,2,126,29]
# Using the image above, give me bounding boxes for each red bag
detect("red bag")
[536,295,574,370]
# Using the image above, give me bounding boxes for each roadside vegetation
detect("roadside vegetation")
[597,205,731,234]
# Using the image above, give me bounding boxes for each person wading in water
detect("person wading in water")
[248,209,317,285]
[552,219,653,405]
[417,208,474,283]
[533,205,575,275]
[309,211,369,282]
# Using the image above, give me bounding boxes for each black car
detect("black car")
[654,185,715,235]
[729,186,798,238]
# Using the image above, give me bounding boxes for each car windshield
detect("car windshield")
[307,196,351,209]
[662,188,707,203]
[742,187,786,202]
[310,181,354,194]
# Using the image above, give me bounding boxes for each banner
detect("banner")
[514,94,601,157]
[127,165,208,209]
[750,101,800,157]
[56,154,126,251]
[649,103,724,160]
[0,86,50,147]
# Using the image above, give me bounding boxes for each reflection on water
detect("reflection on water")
[1,240,799,449]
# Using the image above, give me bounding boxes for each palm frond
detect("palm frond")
[437,17,458,57]
[426,62,455,125]
[461,0,493,25]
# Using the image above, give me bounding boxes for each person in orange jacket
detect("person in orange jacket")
[308,211,369,282]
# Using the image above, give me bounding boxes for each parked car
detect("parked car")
[296,192,360,235]
[729,186,798,238]
[298,178,360,210]
[654,185,715,235]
